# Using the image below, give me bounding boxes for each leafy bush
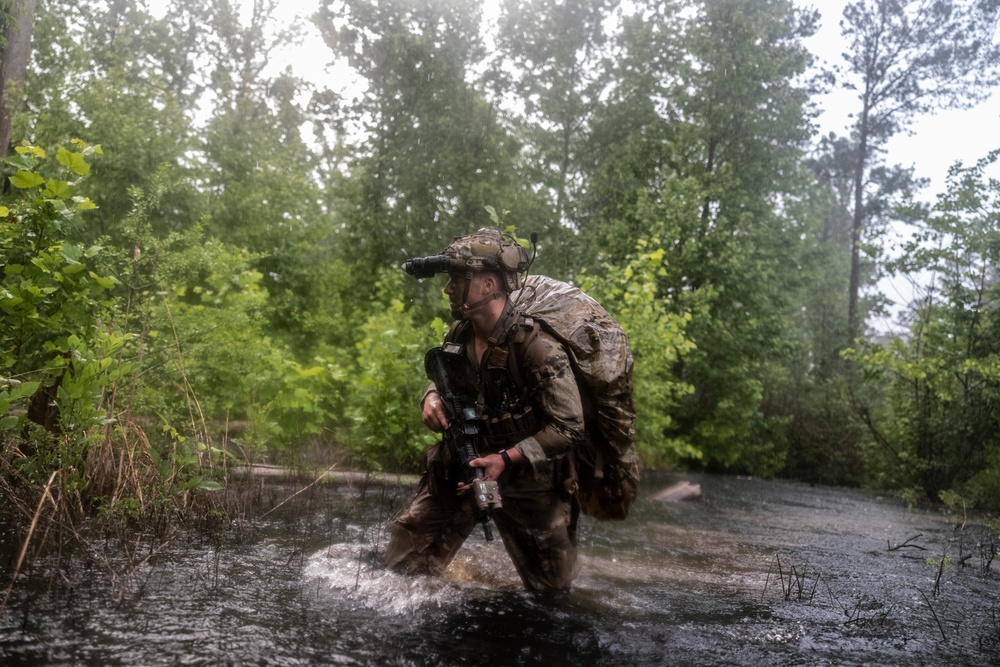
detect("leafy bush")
[0,143,126,470]
[341,272,442,471]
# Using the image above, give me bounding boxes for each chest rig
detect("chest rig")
[445,310,542,452]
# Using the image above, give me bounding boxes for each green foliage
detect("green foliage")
[491,0,618,224]
[0,378,39,432]
[21,1,197,243]
[126,217,352,459]
[315,0,544,277]
[149,227,268,411]
[0,142,119,439]
[847,151,1000,505]
[269,356,347,444]
[579,238,696,467]
[577,1,822,475]
[342,272,441,471]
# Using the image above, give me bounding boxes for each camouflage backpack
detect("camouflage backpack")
[508,275,639,520]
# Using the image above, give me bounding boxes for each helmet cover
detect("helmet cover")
[443,227,528,292]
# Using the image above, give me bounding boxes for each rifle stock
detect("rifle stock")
[425,344,501,541]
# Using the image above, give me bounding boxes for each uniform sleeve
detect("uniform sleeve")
[513,328,585,467]
[421,383,438,407]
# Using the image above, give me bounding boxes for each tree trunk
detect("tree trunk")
[0,0,38,159]
[847,108,869,344]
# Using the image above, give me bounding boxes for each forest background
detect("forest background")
[2,0,1000,523]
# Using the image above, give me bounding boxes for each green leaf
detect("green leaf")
[0,294,23,308]
[10,381,40,401]
[73,197,97,211]
[15,145,45,158]
[57,147,91,176]
[0,206,8,216]
[88,272,117,289]
[30,257,51,273]
[61,243,83,261]
[9,171,45,189]
[45,179,72,199]
[196,480,223,492]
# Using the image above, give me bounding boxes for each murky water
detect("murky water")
[2,472,999,666]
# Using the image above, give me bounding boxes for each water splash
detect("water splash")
[303,539,522,615]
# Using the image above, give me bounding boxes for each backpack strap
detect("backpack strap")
[444,319,470,345]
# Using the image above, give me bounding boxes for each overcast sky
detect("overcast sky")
[802,0,1000,197]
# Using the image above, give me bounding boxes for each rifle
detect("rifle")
[425,343,502,541]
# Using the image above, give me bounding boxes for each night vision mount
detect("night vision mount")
[403,228,538,293]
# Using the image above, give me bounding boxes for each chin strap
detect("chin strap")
[455,270,504,317]
[460,290,504,315]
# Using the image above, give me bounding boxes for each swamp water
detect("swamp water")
[2,472,999,666]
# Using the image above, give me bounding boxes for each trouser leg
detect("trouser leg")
[383,478,477,577]
[493,488,580,592]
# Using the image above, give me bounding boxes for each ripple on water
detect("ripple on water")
[5,473,1000,667]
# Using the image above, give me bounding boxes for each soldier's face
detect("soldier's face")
[444,271,464,297]
[445,271,489,319]
[445,271,468,317]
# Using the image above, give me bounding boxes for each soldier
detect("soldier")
[384,227,587,591]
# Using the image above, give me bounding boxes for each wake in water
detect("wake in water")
[303,537,673,623]
[303,539,524,615]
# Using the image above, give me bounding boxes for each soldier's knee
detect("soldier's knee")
[517,524,579,591]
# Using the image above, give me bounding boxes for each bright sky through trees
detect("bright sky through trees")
[803,0,1000,195]
[146,0,997,196]
[142,0,998,335]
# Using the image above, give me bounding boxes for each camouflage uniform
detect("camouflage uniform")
[384,302,588,591]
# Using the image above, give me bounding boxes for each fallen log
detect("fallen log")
[652,480,702,502]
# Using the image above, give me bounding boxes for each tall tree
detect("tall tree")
[0,0,38,159]
[852,150,1000,504]
[805,133,921,366]
[490,0,620,224]
[580,0,821,471]
[839,0,1000,343]
[314,0,527,277]
[803,134,856,371]
[24,0,201,240]
[189,1,350,353]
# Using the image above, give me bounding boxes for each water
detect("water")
[2,472,999,666]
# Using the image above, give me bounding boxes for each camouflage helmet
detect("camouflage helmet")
[443,227,529,292]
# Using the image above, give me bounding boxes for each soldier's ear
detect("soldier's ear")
[481,272,499,293]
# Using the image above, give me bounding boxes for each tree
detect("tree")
[314,0,529,281]
[850,151,1000,505]
[839,0,1000,342]
[579,0,821,472]
[24,0,201,240]
[0,0,38,159]
[490,0,620,224]
[802,134,856,372]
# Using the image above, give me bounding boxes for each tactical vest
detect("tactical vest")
[443,316,543,453]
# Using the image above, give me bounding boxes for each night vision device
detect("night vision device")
[404,254,452,279]
[403,227,535,292]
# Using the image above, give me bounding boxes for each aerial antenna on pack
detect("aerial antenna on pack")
[509,232,539,314]
[527,232,539,273]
